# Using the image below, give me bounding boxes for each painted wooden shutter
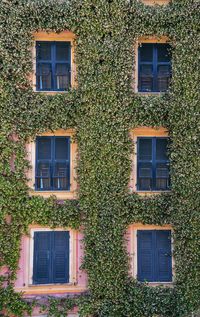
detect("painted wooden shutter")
[52,231,69,283]
[54,137,70,190]
[155,138,169,190]
[33,232,51,284]
[36,137,52,190]
[36,42,52,91]
[137,230,154,282]
[155,230,172,282]
[138,138,153,190]
[137,230,172,282]
[139,44,154,92]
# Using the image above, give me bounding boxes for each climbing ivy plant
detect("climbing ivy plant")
[0,0,199,316]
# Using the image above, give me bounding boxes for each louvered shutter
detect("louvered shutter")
[137,231,154,282]
[52,231,69,283]
[138,138,153,190]
[54,137,70,190]
[155,138,170,190]
[33,232,51,284]
[155,230,172,282]
[36,137,52,190]
[138,44,154,92]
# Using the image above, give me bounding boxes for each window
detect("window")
[137,230,172,282]
[33,231,70,284]
[137,137,170,191]
[138,43,171,92]
[35,136,70,191]
[36,41,71,91]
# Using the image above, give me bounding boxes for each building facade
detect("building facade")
[0,0,199,316]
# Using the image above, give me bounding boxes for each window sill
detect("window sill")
[34,90,70,95]
[29,189,77,200]
[15,284,86,295]
[29,282,74,287]
[143,281,173,287]
[133,190,171,196]
[135,92,167,96]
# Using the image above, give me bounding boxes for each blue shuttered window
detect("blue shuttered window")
[35,136,70,191]
[33,231,70,284]
[137,230,172,282]
[36,41,71,91]
[137,137,170,191]
[138,43,171,92]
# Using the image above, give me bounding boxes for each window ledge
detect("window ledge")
[34,90,70,95]
[29,190,77,200]
[15,284,86,295]
[135,92,167,96]
[144,282,173,287]
[28,282,74,287]
[134,191,171,196]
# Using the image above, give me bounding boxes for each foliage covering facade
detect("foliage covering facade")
[0,0,199,316]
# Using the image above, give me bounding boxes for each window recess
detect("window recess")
[137,137,170,191]
[36,41,71,91]
[33,231,70,285]
[35,136,70,191]
[138,43,171,92]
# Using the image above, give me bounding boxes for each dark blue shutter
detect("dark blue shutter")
[36,137,52,190]
[55,42,71,91]
[138,44,154,92]
[36,42,52,91]
[155,230,172,282]
[33,231,70,284]
[137,231,154,282]
[137,138,153,190]
[137,230,172,282]
[155,138,170,190]
[52,231,70,283]
[54,137,70,190]
[33,232,51,284]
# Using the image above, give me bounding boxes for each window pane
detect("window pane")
[156,163,169,190]
[37,42,51,60]
[37,138,51,160]
[56,43,70,61]
[138,139,152,161]
[55,138,69,160]
[37,64,52,90]
[139,65,153,92]
[138,163,152,190]
[157,65,170,92]
[53,162,68,190]
[157,44,171,62]
[55,64,70,90]
[36,162,51,190]
[139,44,153,62]
[156,139,168,160]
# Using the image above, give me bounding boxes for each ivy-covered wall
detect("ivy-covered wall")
[0,0,199,316]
